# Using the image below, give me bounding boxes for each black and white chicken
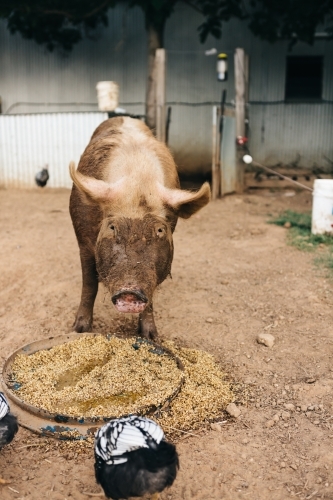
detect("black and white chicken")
[94,415,179,500]
[0,392,18,451]
[35,166,49,187]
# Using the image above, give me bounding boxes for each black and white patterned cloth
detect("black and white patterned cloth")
[95,415,164,465]
[0,392,10,420]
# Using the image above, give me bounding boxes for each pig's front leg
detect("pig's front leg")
[73,250,98,333]
[138,303,158,340]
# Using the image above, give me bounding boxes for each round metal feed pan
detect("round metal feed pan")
[1,332,184,440]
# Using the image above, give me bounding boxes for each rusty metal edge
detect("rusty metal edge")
[1,332,184,440]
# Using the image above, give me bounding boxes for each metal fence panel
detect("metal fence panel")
[0,112,108,188]
[249,103,333,169]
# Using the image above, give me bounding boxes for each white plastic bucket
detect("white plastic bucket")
[311,179,333,235]
[96,81,119,111]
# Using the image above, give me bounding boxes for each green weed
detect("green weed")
[270,210,312,231]
[269,210,333,252]
[314,251,333,273]
[270,210,333,277]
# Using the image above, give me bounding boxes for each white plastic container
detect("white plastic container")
[311,179,333,235]
[96,81,119,111]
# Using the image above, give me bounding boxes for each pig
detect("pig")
[69,117,210,339]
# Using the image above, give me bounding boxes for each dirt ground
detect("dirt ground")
[0,187,333,500]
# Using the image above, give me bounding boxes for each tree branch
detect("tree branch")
[71,0,111,20]
[11,0,111,21]
[180,0,205,15]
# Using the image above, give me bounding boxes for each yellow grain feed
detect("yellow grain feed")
[10,335,234,433]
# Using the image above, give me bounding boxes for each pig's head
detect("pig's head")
[69,162,210,314]
[95,214,173,312]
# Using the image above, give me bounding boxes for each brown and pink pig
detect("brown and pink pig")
[69,117,210,339]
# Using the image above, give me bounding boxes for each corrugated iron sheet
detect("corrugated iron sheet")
[0,1,333,175]
[165,5,333,172]
[249,103,333,168]
[0,112,108,188]
[0,4,146,116]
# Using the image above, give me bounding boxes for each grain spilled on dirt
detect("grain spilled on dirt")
[156,340,234,435]
[10,335,234,436]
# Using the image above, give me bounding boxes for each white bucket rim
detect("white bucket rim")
[96,81,119,90]
[313,179,333,187]
[313,179,333,196]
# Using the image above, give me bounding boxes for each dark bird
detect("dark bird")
[35,166,49,187]
[0,392,18,451]
[94,415,179,500]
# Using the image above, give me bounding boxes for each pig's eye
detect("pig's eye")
[110,224,115,231]
[157,227,165,237]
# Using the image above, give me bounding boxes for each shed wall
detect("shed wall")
[0,3,332,176]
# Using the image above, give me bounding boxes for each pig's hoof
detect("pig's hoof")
[137,323,158,340]
[146,331,157,341]
[73,315,92,333]
[140,331,158,341]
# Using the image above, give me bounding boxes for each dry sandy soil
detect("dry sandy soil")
[0,187,333,500]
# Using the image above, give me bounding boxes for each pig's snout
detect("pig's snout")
[111,289,148,314]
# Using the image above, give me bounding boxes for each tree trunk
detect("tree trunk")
[145,22,164,131]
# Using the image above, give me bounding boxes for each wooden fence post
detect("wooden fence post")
[155,49,166,142]
[234,48,248,192]
[234,48,246,138]
[212,106,221,200]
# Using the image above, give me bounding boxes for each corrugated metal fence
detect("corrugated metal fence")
[249,102,333,169]
[166,50,333,172]
[0,112,108,188]
[1,3,333,178]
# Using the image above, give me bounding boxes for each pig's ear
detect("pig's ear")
[69,162,123,203]
[158,182,211,219]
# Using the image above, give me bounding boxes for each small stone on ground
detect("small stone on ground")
[226,403,241,418]
[257,333,275,348]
